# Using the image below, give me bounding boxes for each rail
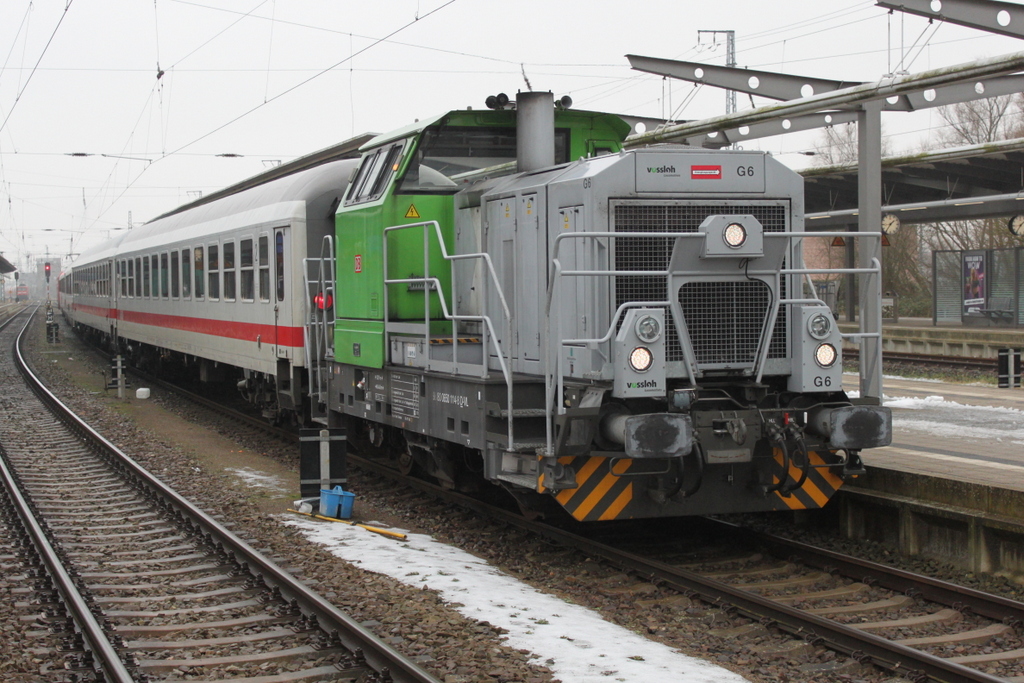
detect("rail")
[14,307,440,683]
[3,309,136,682]
[382,220,515,448]
[543,229,884,457]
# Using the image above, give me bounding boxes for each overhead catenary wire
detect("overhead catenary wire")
[88,0,461,231]
[164,0,459,156]
[0,0,75,138]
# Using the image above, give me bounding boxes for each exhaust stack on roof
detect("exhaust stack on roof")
[516,91,554,173]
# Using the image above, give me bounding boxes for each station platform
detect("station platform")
[839,317,1024,359]
[837,373,1024,575]
[849,373,1024,492]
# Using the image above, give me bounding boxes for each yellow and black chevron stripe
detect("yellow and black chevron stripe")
[769,449,845,510]
[538,449,847,520]
[539,456,635,522]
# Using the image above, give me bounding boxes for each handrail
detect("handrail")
[303,235,336,407]
[542,229,885,457]
[382,220,515,449]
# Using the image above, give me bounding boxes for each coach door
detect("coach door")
[274,228,290,359]
[108,258,118,343]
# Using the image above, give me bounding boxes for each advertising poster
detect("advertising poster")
[962,252,986,314]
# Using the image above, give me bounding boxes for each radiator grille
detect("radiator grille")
[613,203,788,364]
[679,281,770,365]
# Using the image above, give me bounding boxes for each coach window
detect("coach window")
[150,255,159,298]
[135,257,142,297]
[258,235,270,302]
[127,259,134,297]
[208,244,220,300]
[275,230,285,302]
[181,248,191,299]
[194,247,205,299]
[171,251,180,298]
[161,252,170,298]
[143,257,151,297]
[223,241,236,301]
[240,238,254,301]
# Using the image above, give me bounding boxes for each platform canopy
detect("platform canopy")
[803,137,1024,229]
[0,254,15,275]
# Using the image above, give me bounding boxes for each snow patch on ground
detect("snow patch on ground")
[283,517,749,683]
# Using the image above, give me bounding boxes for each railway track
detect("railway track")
[0,308,440,683]
[349,462,1024,683]
[51,321,1024,682]
[845,348,999,371]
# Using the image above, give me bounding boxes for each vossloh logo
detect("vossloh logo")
[647,165,677,174]
[626,379,659,390]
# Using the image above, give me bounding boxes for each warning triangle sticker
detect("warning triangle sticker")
[831,236,846,247]
[881,234,891,247]
[405,204,421,219]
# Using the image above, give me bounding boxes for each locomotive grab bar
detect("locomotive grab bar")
[542,231,885,459]
[383,220,515,449]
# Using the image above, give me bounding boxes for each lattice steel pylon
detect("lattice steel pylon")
[697,30,736,115]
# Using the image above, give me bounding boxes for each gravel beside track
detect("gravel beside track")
[19,313,1024,683]
[17,314,554,683]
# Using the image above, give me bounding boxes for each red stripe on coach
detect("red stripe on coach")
[72,304,304,347]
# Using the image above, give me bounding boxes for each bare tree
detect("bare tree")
[937,94,1020,146]
[812,122,894,167]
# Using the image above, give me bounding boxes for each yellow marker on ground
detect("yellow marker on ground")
[288,509,407,540]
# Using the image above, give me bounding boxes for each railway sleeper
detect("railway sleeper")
[136,644,348,673]
[850,606,962,630]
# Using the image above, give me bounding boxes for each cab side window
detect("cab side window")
[343,141,405,206]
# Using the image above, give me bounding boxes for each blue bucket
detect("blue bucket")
[320,486,355,519]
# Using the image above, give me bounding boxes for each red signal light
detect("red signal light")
[44,262,51,283]
[314,291,333,310]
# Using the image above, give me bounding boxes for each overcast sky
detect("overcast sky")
[1,0,1020,268]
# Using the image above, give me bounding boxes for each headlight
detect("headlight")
[634,315,662,343]
[629,346,654,372]
[723,222,747,248]
[808,313,831,340]
[814,343,838,368]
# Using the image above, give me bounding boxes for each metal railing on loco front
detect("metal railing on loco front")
[381,220,515,448]
[543,229,883,458]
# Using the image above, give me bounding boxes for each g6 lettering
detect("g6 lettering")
[737,166,755,177]
[813,376,833,388]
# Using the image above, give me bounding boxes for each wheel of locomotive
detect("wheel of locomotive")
[504,487,562,521]
[397,446,416,475]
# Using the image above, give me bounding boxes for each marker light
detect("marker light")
[808,313,831,340]
[814,343,838,368]
[723,222,747,248]
[634,315,662,343]
[629,346,654,372]
[314,291,334,310]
